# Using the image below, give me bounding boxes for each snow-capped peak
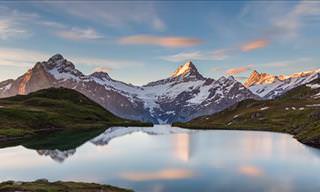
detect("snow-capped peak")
[90,71,111,80]
[171,61,204,80]
[43,54,84,81]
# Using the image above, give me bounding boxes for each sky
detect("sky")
[0,0,319,85]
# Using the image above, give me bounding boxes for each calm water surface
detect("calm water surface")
[1,125,320,192]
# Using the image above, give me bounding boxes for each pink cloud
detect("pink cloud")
[241,39,269,52]
[118,35,202,48]
[226,65,252,76]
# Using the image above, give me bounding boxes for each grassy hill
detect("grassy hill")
[174,78,320,148]
[0,87,151,141]
[0,180,133,192]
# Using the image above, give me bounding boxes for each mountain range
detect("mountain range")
[0,54,319,124]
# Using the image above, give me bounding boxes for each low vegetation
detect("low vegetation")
[0,180,133,192]
[0,87,151,141]
[174,78,320,148]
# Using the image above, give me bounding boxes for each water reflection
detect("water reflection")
[34,125,192,162]
[37,149,76,163]
[1,126,320,192]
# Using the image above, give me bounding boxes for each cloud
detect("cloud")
[56,27,104,41]
[0,6,35,40]
[238,165,263,177]
[161,38,269,63]
[119,35,202,48]
[120,169,193,181]
[93,66,112,73]
[161,51,203,62]
[0,47,143,71]
[257,57,312,68]
[241,39,269,52]
[161,49,231,62]
[273,1,320,38]
[38,2,166,31]
[0,19,27,40]
[226,65,253,76]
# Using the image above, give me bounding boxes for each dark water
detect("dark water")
[1,125,320,192]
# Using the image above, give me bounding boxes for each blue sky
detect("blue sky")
[0,1,319,85]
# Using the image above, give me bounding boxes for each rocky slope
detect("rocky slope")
[245,69,320,99]
[0,54,258,123]
[174,78,320,148]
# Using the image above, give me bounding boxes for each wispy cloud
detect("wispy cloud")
[226,65,253,76]
[0,47,143,72]
[161,49,230,62]
[162,37,269,63]
[0,6,36,40]
[119,35,202,48]
[0,48,50,67]
[56,27,104,41]
[38,1,166,31]
[241,39,269,52]
[273,1,320,38]
[0,19,28,40]
[161,51,203,62]
[120,169,193,181]
[257,57,312,68]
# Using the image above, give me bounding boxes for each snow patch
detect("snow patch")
[306,104,320,107]
[260,107,269,111]
[306,83,320,89]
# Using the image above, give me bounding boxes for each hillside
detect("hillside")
[174,78,320,148]
[0,87,151,141]
[0,180,133,192]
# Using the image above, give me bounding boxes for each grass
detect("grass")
[0,87,152,140]
[0,180,133,192]
[174,78,320,148]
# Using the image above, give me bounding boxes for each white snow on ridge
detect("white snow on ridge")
[48,68,80,82]
[306,83,320,89]
[187,83,212,104]
[249,71,320,98]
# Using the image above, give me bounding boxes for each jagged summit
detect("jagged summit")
[48,54,64,62]
[244,70,278,87]
[171,61,204,81]
[245,69,320,99]
[244,69,320,88]
[144,61,205,87]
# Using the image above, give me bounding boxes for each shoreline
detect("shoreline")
[173,123,320,149]
[0,179,133,192]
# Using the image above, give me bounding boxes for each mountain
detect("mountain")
[0,87,149,140]
[174,78,320,148]
[245,69,320,99]
[0,55,258,123]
